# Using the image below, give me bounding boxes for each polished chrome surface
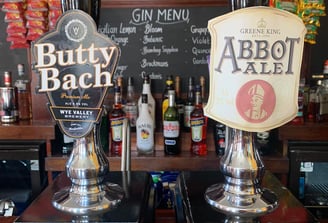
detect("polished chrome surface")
[205,127,278,217]
[52,124,125,215]
[121,118,131,171]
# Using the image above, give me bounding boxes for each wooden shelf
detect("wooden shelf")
[45,150,289,174]
[279,122,328,141]
[0,120,55,140]
[0,121,288,182]
[278,122,328,156]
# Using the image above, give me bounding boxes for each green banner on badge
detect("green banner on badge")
[204,6,306,132]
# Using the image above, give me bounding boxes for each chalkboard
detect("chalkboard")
[98,7,230,94]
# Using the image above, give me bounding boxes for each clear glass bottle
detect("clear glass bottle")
[109,85,126,156]
[163,90,180,155]
[138,74,156,129]
[15,64,32,120]
[136,94,154,154]
[184,77,195,132]
[124,76,138,132]
[190,85,207,155]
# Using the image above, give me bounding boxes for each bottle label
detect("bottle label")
[124,104,138,127]
[190,117,204,142]
[184,105,194,127]
[165,139,177,145]
[137,124,154,151]
[163,121,180,138]
[162,98,169,118]
[110,117,124,142]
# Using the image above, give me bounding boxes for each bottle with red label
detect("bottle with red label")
[163,90,180,155]
[190,85,207,155]
[109,85,126,156]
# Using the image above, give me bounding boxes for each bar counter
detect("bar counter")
[175,171,318,223]
[8,170,318,223]
[15,171,154,223]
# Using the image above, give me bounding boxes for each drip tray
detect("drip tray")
[304,184,328,207]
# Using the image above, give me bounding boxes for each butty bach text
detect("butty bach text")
[33,43,117,92]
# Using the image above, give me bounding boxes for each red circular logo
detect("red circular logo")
[236,80,276,123]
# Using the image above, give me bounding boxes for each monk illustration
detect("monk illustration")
[245,84,267,120]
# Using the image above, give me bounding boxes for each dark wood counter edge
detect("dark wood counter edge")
[278,122,328,156]
[45,151,289,174]
[0,121,56,140]
[279,122,328,141]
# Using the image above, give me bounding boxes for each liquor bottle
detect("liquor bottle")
[184,77,195,132]
[175,75,184,127]
[307,79,321,122]
[163,90,180,155]
[290,78,305,125]
[99,106,109,153]
[1,71,18,123]
[214,122,226,156]
[62,134,74,155]
[200,75,207,105]
[316,79,328,122]
[323,59,328,78]
[109,85,126,156]
[124,76,138,131]
[116,76,125,106]
[136,94,154,154]
[162,75,174,120]
[15,64,32,120]
[138,74,156,128]
[190,85,207,155]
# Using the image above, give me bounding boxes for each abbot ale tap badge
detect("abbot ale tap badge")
[204,7,306,132]
[31,10,120,138]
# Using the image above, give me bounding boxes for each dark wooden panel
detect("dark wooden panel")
[102,0,229,8]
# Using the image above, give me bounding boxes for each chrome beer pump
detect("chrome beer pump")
[204,128,278,218]
[31,0,133,215]
[203,0,306,219]
[52,117,131,215]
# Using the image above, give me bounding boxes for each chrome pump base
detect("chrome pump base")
[52,126,124,215]
[205,128,278,217]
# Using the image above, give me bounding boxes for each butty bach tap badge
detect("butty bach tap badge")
[204,7,306,132]
[31,10,120,138]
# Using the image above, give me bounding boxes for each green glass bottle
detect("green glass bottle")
[163,90,180,155]
[162,75,174,120]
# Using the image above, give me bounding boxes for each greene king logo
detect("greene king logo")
[65,19,87,42]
